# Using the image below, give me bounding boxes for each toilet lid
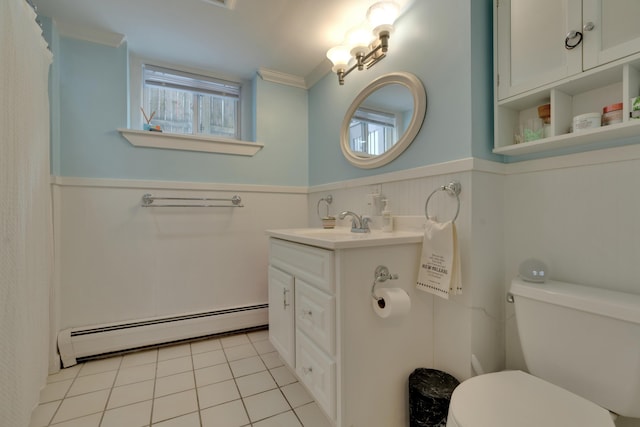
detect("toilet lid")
[449,371,614,427]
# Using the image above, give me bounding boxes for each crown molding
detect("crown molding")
[55,21,126,48]
[258,68,307,89]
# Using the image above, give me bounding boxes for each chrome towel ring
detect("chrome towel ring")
[424,181,462,223]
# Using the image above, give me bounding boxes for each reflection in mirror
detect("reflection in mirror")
[348,83,413,157]
[341,72,427,169]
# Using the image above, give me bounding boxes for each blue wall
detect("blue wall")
[308,0,497,186]
[51,37,309,186]
[48,0,498,187]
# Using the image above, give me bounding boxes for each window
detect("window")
[142,64,241,139]
[349,107,397,156]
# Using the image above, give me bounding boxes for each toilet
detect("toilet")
[447,277,640,427]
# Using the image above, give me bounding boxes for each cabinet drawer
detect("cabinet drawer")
[270,239,334,292]
[295,279,335,356]
[296,331,336,421]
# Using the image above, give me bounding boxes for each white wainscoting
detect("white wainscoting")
[51,178,308,346]
[308,161,506,382]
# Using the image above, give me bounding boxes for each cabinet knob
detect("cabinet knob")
[565,30,583,50]
[583,22,595,32]
[303,366,313,375]
[302,309,313,318]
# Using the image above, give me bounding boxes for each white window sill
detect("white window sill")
[118,128,264,156]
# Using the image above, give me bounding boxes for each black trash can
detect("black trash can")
[409,368,460,427]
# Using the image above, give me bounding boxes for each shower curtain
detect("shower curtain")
[0,0,53,425]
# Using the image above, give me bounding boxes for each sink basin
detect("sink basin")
[265,227,424,250]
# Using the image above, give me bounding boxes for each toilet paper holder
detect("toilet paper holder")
[371,265,399,302]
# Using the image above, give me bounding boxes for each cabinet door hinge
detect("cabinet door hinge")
[497,74,500,86]
[496,0,500,8]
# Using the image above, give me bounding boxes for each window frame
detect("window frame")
[126,56,260,155]
[142,64,241,139]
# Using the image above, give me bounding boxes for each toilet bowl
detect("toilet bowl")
[446,370,614,427]
[446,277,640,426]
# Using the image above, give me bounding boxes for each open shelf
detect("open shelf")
[493,120,640,156]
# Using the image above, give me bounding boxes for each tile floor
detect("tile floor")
[30,330,333,427]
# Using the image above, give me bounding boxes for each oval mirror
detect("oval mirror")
[340,72,427,169]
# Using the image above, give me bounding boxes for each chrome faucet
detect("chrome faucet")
[338,211,371,233]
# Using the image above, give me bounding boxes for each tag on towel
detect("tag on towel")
[416,219,462,299]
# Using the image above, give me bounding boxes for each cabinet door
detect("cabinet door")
[268,266,295,368]
[497,0,582,99]
[583,0,640,70]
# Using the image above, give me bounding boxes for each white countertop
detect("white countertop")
[265,227,424,250]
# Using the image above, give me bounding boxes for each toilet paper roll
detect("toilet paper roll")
[372,288,411,319]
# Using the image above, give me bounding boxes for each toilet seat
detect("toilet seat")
[447,371,615,427]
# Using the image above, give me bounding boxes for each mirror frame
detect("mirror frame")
[340,72,427,169]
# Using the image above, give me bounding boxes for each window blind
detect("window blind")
[143,64,240,99]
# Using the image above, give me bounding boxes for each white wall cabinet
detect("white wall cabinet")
[494,0,640,156]
[268,237,434,426]
[582,0,640,71]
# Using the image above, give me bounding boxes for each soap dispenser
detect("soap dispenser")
[382,199,393,232]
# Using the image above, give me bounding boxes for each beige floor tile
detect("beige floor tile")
[101,400,152,427]
[294,402,333,427]
[269,365,297,387]
[281,382,313,408]
[200,399,250,427]
[191,338,222,355]
[51,389,110,424]
[47,365,80,384]
[247,330,269,343]
[121,349,158,368]
[154,371,195,397]
[158,343,191,361]
[151,389,199,424]
[107,379,154,409]
[67,370,117,397]
[29,401,60,427]
[156,355,192,378]
[229,356,266,377]
[260,352,284,369]
[115,363,156,386]
[220,334,250,348]
[48,412,102,427]
[243,389,291,423]
[252,340,276,355]
[235,371,277,397]
[224,343,258,362]
[195,363,233,387]
[192,349,227,369]
[197,379,240,409]
[151,411,200,426]
[77,357,121,376]
[252,410,302,427]
[39,379,72,403]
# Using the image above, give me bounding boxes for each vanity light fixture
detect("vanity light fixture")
[326,1,400,85]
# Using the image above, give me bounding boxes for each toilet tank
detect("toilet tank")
[510,277,640,418]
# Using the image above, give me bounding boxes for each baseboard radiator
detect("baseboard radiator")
[57,303,268,368]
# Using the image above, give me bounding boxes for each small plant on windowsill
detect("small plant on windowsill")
[141,107,162,132]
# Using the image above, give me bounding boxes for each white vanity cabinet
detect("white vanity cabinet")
[267,230,433,426]
[494,0,640,156]
[267,238,337,419]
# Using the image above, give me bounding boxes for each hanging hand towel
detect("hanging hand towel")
[416,219,462,299]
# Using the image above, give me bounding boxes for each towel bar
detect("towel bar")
[424,181,461,223]
[141,194,243,208]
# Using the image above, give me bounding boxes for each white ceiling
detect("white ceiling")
[33,0,412,87]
